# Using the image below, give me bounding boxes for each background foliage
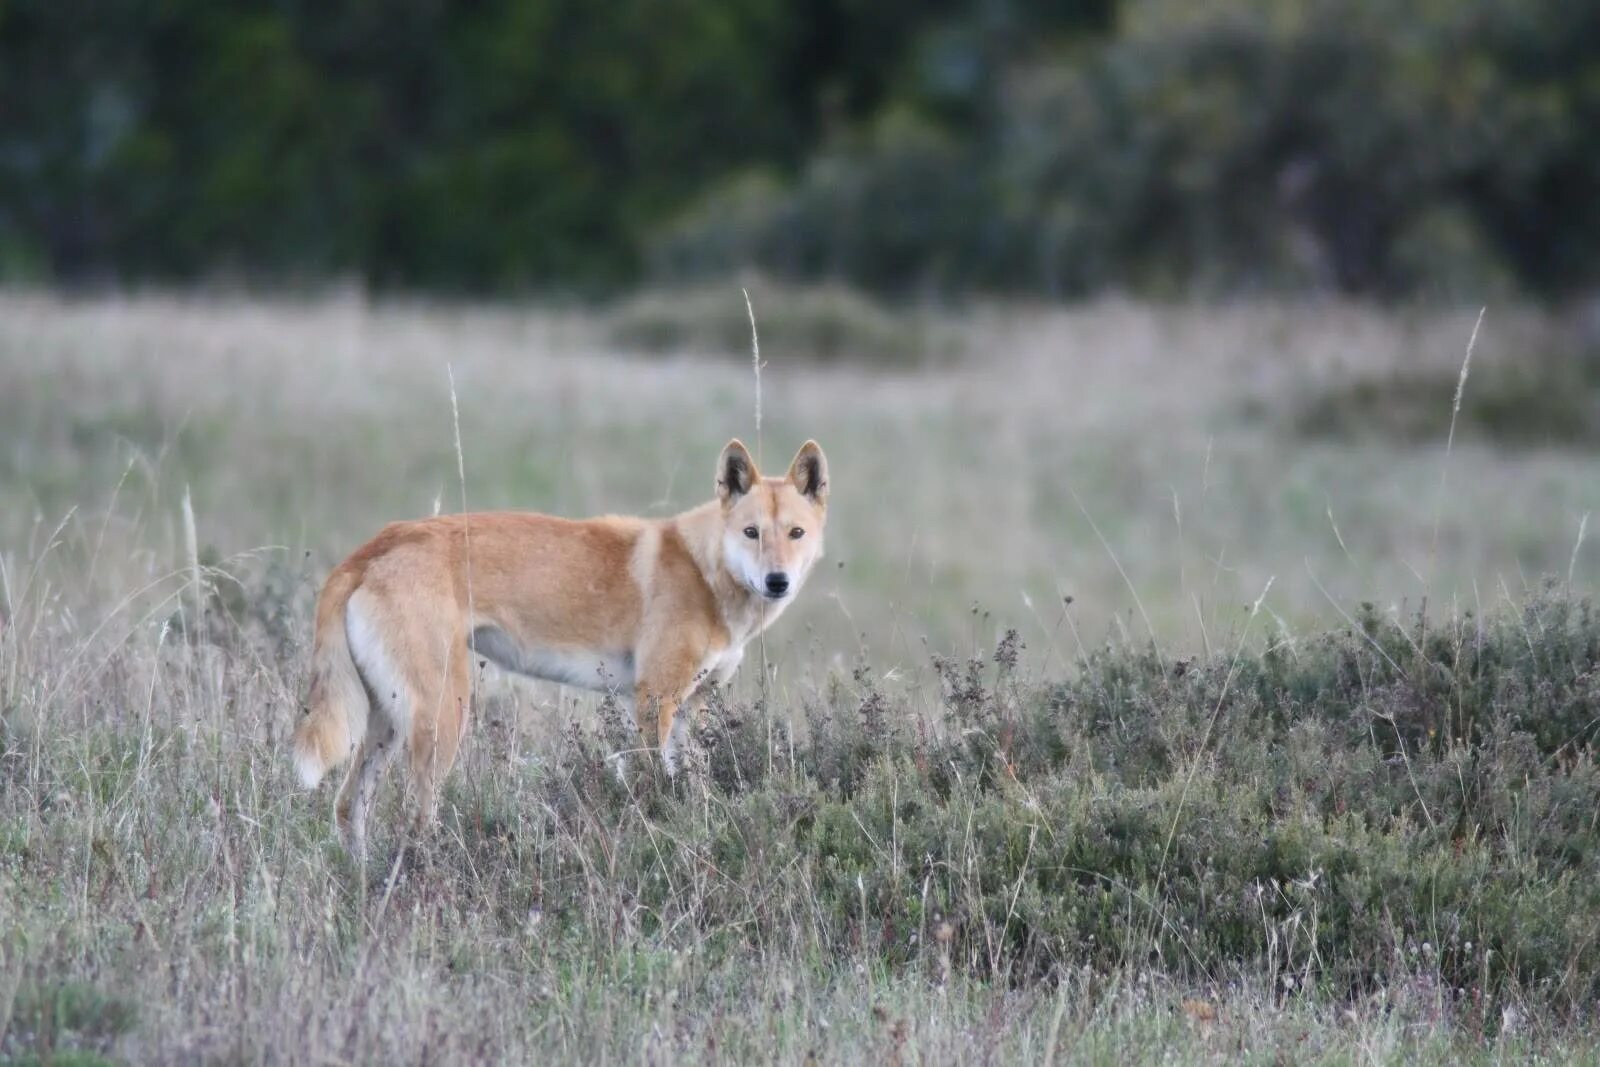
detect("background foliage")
[5,0,1594,298]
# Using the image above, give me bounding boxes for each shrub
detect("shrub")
[2,982,137,1064]
[648,109,1003,300]
[1292,335,1600,446]
[506,592,1600,1013]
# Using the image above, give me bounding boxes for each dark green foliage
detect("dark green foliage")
[651,110,1003,300]
[659,0,1600,300]
[13,1,1593,298]
[2,982,137,1064]
[998,0,1600,298]
[0,0,986,292]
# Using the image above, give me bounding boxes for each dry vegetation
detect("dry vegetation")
[2,289,1600,1063]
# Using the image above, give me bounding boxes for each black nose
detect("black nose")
[765,572,790,596]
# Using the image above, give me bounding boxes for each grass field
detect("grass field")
[3,289,1600,1063]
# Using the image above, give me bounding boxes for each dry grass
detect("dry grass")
[2,289,1599,1062]
[2,291,1593,654]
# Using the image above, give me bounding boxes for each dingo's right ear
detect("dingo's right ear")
[715,439,758,505]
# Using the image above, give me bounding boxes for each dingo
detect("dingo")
[291,439,828,856]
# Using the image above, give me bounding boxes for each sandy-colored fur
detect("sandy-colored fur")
[291,439,828,856]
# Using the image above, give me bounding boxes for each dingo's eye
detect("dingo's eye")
[743,525,759,539]
[789,527,805,540]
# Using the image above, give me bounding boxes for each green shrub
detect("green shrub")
[2,981,137,1064]
[1292,342,1600,446]
[649,109,1004,300]
[490,592,1600,1018]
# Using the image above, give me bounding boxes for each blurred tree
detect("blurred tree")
[0,0,961,290]
[657,0,1600,301]
[1000,0,1600,297]
[0,0,1594,298]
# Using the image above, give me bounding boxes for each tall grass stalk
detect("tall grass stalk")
[1429,307,1485,574]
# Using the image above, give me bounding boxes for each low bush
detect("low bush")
[1,981,136,1065]
[535,593,1600,1016]
[1293,340,1600,447]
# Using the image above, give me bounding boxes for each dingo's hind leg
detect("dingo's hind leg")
[334,710,398,860]
[406,641,472,833]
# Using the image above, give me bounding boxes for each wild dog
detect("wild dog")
[291,438,828,856]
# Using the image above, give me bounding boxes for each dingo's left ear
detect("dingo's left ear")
[716,439,758,505]
[786,440,828,507]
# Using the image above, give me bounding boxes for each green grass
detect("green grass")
[2,291,1600,1061]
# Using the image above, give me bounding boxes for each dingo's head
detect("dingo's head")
[715,439,829,602]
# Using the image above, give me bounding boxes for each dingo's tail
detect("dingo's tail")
[291,567,367,787]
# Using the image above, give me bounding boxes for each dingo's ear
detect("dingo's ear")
[785,440,828,508]
[716,439,758,505]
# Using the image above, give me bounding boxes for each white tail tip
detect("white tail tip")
[294,748,326,789]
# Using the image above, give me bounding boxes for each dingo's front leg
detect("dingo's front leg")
[634,649,705,777]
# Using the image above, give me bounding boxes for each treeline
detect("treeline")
[2,0,1596,298]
